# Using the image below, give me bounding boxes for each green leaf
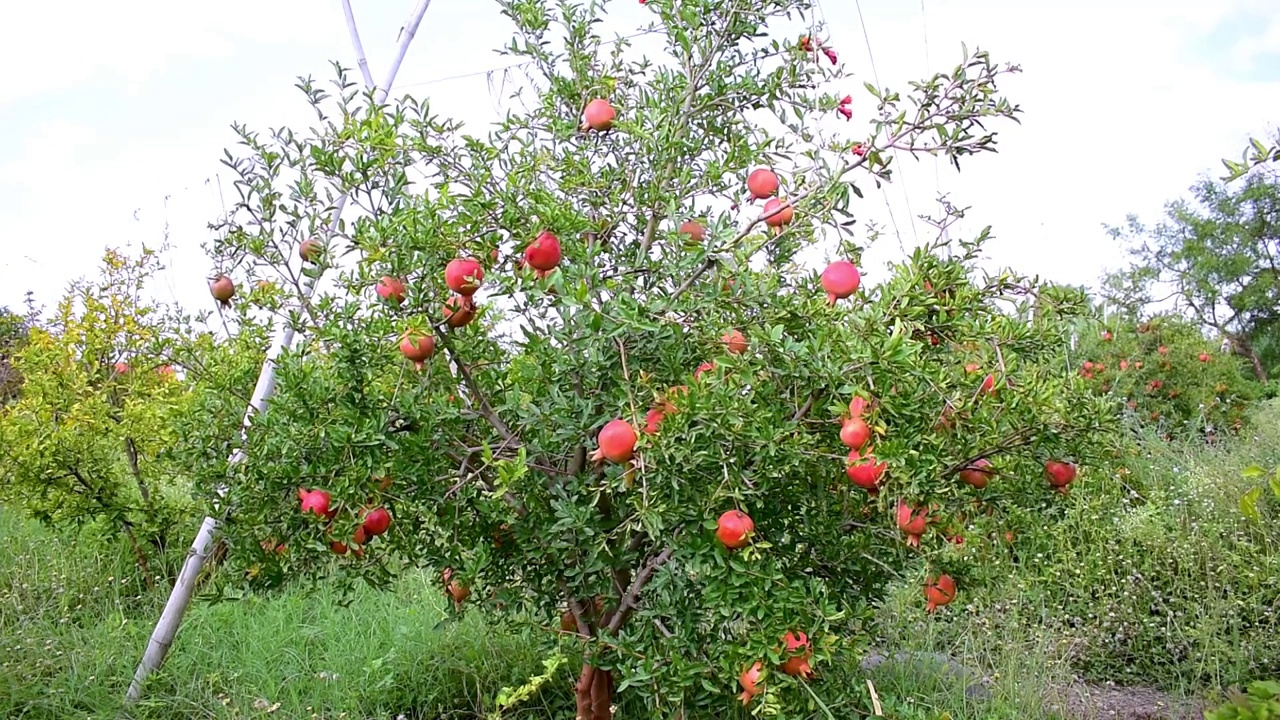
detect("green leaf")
[1241,465,1266,479]
[1241,486,1263,522]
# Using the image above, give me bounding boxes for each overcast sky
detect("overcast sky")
[1,0,1278,321]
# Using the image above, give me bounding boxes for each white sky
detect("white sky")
[2,0,1278,321]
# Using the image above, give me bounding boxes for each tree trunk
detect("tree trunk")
[122,523,154,589]
[1230,335,1268,381]
[575,663,614,720]
[123,437,151,505]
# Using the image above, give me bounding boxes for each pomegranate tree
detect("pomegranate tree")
[191,1,1116,716]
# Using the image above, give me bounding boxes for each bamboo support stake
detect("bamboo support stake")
[124,0,434,703]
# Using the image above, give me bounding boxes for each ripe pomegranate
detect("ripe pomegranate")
[957,458,993,489]
[399,332,437,370]
[678,220,706,243]
[591,419,637,463]
[361,506,392,536]
[446,579,470,606]
[1199,353,1210,362]
[694,361,717,381]
[839,417,871,450]
[964,363,980,374]
[721,329,748,355]
[715,509,755,550]
[375,276,406,306]
[444,257,484,296]
[1158,345,1169,355]
[778,631,813,678]
[524,230,562,271]
[113,362,130,375]
[739,662,764,705]
[1083,361,1094,371]
[210,275,236,307]
[443,295,477,328]
[156,365,175,379]
[820,260,860,304]
[643,407,666,435]
[299,238,322,263]
[896,502,929,547]
[1119,360,1130,371]
[978,374,996,396]
[762,198,794,227]
[330,540,349,555]
[582,98,616,131]
[353,526,369,546]
[1044,460,1078,493]
[924,574,956,613]
[746,168,779,199]
[1102,331,1113,341]
[299,489,337,520]
[846,448,886,492]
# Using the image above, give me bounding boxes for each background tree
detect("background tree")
[0,247,196,581]
[1103,173,1280,382]
[176,1,1117,716]
[0,302,33,405]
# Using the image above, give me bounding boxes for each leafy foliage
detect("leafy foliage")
[176,0,1119,715]
[0,248,194,578]
[1103,173,1280,382]
[1073,311,1262,440]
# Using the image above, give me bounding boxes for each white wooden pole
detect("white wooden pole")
[125,0,433,703]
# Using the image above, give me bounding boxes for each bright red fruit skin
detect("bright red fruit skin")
[715,509,754,549]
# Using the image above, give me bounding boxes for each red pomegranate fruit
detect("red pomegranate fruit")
[643,407,666,435]
[896,502,929,547]
[820,260,860,304]
[762,198,794,227]
[747,168,779,199]
[846,448,886,492]
[444,257,484,296]
[739,662,764,705]
[210,275,236,307]
[840,417,871,450]
[524,231,562,271]
[694,361,717,381]
[443,295,477,328]
[582,98,616,131]
[679,220,706,243]
[299,489,336,520]
[925,574,956,613]
[1044,460,1078,493]
[978,373,996,396]
[1199,353,1210,362]
[591,418,637,464]
[299,238,322,263]
[721,329,748,355]
[330,540,349,555]
[113,362,130,375]
[375,276,406,306]
[779,631,813,678]
[957,458,993,489]
[715,509,754,550]
[399,332,436,370]
[361,506,392,536]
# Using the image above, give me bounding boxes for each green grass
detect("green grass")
[5,406,1280,719]
[0,513,561,719]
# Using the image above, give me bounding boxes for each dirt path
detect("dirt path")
[1050,681,1205,720]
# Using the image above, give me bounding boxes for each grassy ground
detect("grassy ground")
[4,406,1280,719]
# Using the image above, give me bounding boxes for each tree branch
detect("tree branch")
[605,547,674,634]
